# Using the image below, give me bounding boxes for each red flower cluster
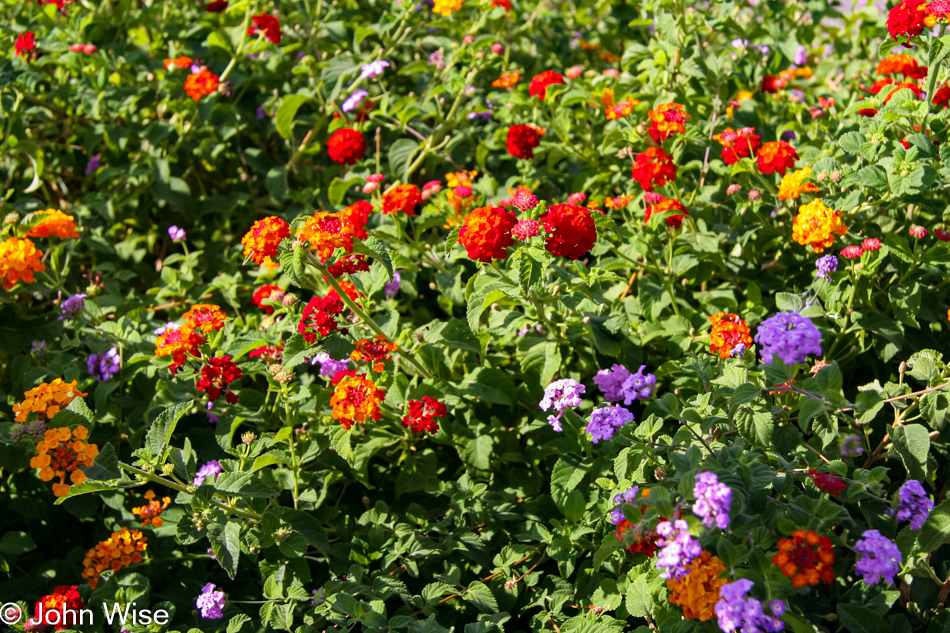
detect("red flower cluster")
[507,124,544,159]
[327,128,366,166]
[756,141,798,175]
[539,203,597,260]
[887,0,927,46]
[876,54,928,79]
[382,184,422,215]
[206,0,228,11]
[327,254,370,277]
[253,284,282,314]
[616,520,662,557]
[402,396,447,434]
[713,127,762,165]
[249,14,281,44]
[249,345,283,363]
[15,32,37,61]
[351,335,398,372]
[197,356,242,403]
[458,206,518,262]
[645,196,689,229]
[934,82,950,108]
[647,103,690,144]
[808,469,846,496]
[298,292,348,343]
[340,200,372,239]
[529,70,565,100]
[34,586,85,630]
[631,147,677,191]
[869,77,925,103]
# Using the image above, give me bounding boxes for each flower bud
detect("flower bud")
[582,316,591,324]
[83,44,97,54]
[162,463,176,476]
[463,35,475,44]
[491,43,505,55]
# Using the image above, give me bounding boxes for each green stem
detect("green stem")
[219,9,252,83]
[281,383,300,510]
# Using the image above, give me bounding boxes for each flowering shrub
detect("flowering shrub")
[2,0,950,632]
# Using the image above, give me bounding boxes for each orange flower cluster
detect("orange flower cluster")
[713,127,761,165]
[492,72,520,88]
[645,196,688,229]
[708,312,753,359]
[631,147,677,191]
[131,491,171,527]
[182,303,228,333]
[869,77,925,103]
[756,141,798,175]
[350,335,399,372]
[297,211,355,261]
[330,373,385,430]
[773,530,835,587]
[242,216,291,273]
[792,199,847,253]
[382,183,422,215]
[432,0,463,16]
[876,54,928,79]
[0,236,46,290]
[31,425,99,498]
[647,103,690,143]
[605,98,640,120]
[666,551,727,621]
[184,69,219,101]
[13,379,88,423]
[81,527,147,589]
[154,324,205,372]
[777,167,820,200]
[458,205,518,262]
[25,209,79,238]
[163,56,193,70]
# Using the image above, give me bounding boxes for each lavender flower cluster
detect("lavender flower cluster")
[692,472,732,529]
[593,364,656,404]
[311,353,349,378]
[586,405,634,443]
[715,579,786,633]
[854,530,903,584]
[655,519,702,580]
[193,460,222,486]
[195,583,226,619]
[87,347,120,382]
[754,312,822,365]
[539,379,585,432]
[891,480,934,530]
[609,487,640,525]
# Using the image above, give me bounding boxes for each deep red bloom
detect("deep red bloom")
[935,228,950,241]
[253,285,282,314]
[15,32,36,61]
[507,124,544,159]
[756,141,798,176]
[205,0,228,11]
[539,203,597,260]
[402,396,447,434]
[197,356,242,404]
[934,83,950,108]
[713,127,762,165]
[529,70,565,100]
[808,469,846,496]
[298,293,347,343]
[458,206,518,262]
[327,128,366,166]
[761,75,782,94]
[631,147,677,191]
[249,14,281,44]
[327,254,370,277]
[35,586,85,630]
[887,0,927,46]
[616,520,662,557]
[645,196,689,229]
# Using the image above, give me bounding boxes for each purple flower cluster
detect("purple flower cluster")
[11,420,46,441]
[193,460,223,486]
[87,346,121,381]
[360,60,390,79]
[311,353,349,378]
[609,487,639,524]
[60,293,87,320]
[85,155,101,175]
[586,405,634,443]
[891,480,934,530]
[715,579,786,633]
[593,364,656,405]
[692,472,732,529]
[342,89,369,113]
[540,379,585,432]
[841,434,863,457]
[815,254,837,281]
[655,519,702,580]
[854,529,903,584]
[754,312,822,365]
[168,225,186,241]
[195,583,226,619]
[384,270,401,297]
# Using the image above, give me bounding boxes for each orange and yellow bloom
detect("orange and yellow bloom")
[708,312,754,359]
[792,199,847,253]
[350,335,399,372]
[25,209,79,239]
[777,167,820,200]
[81,527,147,589]
[773,530,835,587]
[242,216,291,274]
[30,425,99,498]
[131,491,172,528]
[14,379,88,423]
[330,373,385,430]
[666,551,727,621]
[0,236,46,290]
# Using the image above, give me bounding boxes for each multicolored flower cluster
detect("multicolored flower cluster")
[331,373,385,430]
[30,425,98,498]
[350,335,398,372]
[131,491,172,528]
[792,199,847,253]
[458,205,518,262]
[81,527,147,589]
[773,530,835,587]
[708,312,754,359]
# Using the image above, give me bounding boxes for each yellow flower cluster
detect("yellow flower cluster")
[666,551,727,621]
[0,236,46,290]
[777,167,820,200]
[30,425,99,498]
[792,199,847,253]
[432,0,463,16]
[13,379,88,423]
[81,527,147,589]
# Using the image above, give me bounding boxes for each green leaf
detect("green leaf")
[388,139,420,181]
[53,479,120,504]
[730,383,761,409]
[444,225,460,258]
[351,237,394,281]
[329,176,363,207]
[208,520,242,579]
[889,283,921,328]
[0,531,37,555]
[329,425,354,463]
[625,573,663,618]
[460,367,515,405]
[82,442,121,481]
[281,333,311,371]
[212,472,279,497]
[145,401,193,459]
[891,424,931,481]
[463,581,498,613]
[836,604,891,633]
[735,405,773,447]
[422,582,455,604]
[276,93,311,140]
[918,498,950,552]
[855,165,888,190]
[227,614,252,633]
